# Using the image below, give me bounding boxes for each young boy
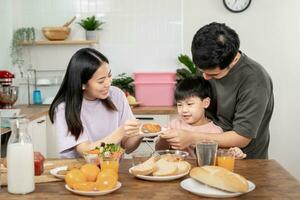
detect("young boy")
[156,76,246,159]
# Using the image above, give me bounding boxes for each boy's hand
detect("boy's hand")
[160,129,195,150]
[229,147,247,159]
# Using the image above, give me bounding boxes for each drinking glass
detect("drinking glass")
[217,149,235,171]
[195,140,218,166]
[100,157,120,173]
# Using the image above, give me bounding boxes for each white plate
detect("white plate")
[65,182,122,196]
[180,178,255,198]
[129,167,190,181]
[140,127,168,138]
[50,166,68,179]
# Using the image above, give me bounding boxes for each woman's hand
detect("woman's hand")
[123,119,141,138]
[160,129,195,150]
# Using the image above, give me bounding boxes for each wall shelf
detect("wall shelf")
[20,40,97,45]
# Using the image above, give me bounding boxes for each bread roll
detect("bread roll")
[153,159,178,176]
[176,161,191,174]
[190,166,249,193]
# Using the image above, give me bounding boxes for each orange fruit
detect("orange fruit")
[73,182,96,191]
[95,169,118,191]
[65,169,87,188]
[80,163,100,182]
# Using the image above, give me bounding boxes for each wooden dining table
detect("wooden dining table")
[0,159,300,199]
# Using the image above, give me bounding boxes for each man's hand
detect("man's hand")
[160,129,196,150]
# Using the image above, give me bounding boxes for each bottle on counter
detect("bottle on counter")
[7,118,35,194]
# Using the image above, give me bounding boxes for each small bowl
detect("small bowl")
[42,27,70,41]
[154,150,189,161]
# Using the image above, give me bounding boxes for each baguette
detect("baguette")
[190,166,249,193]
[130,156,157,176]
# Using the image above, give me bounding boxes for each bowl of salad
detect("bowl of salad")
[83,143,124,166]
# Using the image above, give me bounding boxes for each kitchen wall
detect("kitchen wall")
[182,0,300,181]
[0,0,299,180]
[0,0,12,68]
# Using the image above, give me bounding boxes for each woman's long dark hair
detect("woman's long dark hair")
[49,48,117,140]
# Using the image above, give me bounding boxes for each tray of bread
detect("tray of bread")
[180,166,255,198]
[129,153,191,181]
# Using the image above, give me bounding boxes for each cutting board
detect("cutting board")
[0,158,84,186]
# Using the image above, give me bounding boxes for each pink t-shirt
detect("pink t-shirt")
[55,86,134,158]
[170,118,223,158]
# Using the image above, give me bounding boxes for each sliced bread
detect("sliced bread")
[175,161,191,174]
[130,156,157,176]
[152,159,178,176]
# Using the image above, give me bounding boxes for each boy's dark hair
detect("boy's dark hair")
[191,22,240,70]
[175,76,212,102]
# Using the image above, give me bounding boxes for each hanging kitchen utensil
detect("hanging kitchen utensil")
[62,16,76,27]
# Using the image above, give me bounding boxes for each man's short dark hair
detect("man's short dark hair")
[191,22,240,70]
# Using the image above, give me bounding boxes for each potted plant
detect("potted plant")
[78,16,105,41]
[176,54,201,83]
[10,27,35,77]
[112,73,134,95]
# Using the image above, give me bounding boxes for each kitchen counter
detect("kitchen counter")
[0,105,49,135]
[1,105,177,135]
[0,159,300,199]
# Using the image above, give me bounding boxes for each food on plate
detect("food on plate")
[65,163,119,191]
[130,154,191,176]
[141,123,162,133]
[189,166,249,193]
[80,163,100,182]
[95,169,118,191]
[65,169,87,188]
[160,153,183,162]
[57,169,68,175]
[152,158,178,176]
[130,156,158,176]
[67,163,83,171]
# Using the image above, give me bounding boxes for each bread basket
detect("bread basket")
[42,16,76,41]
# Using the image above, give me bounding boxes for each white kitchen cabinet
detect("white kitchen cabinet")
[46,116,60,158]
[28,116,47,157]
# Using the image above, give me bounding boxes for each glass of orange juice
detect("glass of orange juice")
[217,149,235,171]
[100,157,120,173]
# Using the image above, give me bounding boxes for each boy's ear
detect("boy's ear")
[203,97,210,108]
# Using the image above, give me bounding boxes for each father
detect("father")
[161,22,274,159]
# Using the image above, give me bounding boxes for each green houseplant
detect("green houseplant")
[111,73,134,95]
[10,27,35,77]
[78,16,105,41]
[176,54,201,83]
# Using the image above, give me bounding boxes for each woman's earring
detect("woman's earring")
[82,85,86,90]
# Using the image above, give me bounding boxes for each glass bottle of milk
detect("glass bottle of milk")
[7,118,35,194]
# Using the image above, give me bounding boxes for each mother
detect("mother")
[49,48,142,158]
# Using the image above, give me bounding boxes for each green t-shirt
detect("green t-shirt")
[208,53,274,159]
